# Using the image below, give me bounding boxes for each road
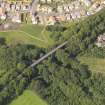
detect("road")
[30,41,68,67]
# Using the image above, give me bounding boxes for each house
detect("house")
[60,15,66,21]
[74,1,81,9]
[30,12,38,24]
[101,0,105,5]
[12,12,21,23]
[32,16,37,24]
[47,0,52,3]
[86,11,91,16]
[0,7,3,16]
[5,3,11,11]
[91,2,100,9]
[71,12,77,19]
[40,0,46,3]
[0,6,6,20]
[15,3,21,11]
[53,0,64,3]
[47,6,52,13]
[75,10,81,18]
[47,16,56,25]
[36,4,41,11]
[39,5,52,13]
[5,0,31,3]
[11,4,16,12]
[80,0,92,7]
[1,2,5,8]
[63,4,70,13]
[37,15,56,25]
[65,14,71,21]
[22,4,29,11]
[57,6,63,13]
[0,14,6,20]
[39,5,47,12]
[80,9,87,16]
[68,4,74,11]
[96,34,105,47]
[55,15,66,22]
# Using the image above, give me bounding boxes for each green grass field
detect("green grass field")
[78,57,105,74]
[0,24,53,48]
[10,90,48,105]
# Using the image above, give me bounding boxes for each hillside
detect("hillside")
[1,6,105,105]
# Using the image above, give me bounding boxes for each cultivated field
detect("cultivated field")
[10,90,48,105]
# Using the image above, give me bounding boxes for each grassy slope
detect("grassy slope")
[0,24,53,48]
[10,90,48,105]
[20,24,53,44]
[20,24,44,39]
[78,57,105,73]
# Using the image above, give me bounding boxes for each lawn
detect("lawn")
[20,24,53,44]
[10,90,48,105]
[0,24,54,48]
[20,24,44,39]
[78,57,105,74]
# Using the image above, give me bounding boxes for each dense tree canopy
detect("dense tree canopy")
[1,7,105,105]
[30,7,105,105]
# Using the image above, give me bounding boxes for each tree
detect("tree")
[0,37,5,45]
